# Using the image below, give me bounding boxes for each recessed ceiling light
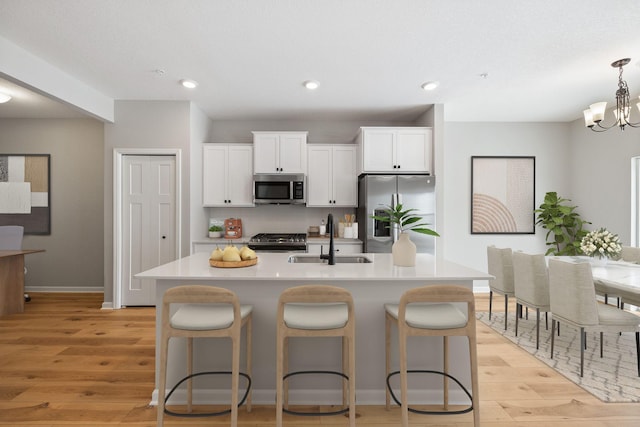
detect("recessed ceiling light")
[0,92,11,103]
[180,79,198,89]
[303,80,320,90]
[421,81,439,91]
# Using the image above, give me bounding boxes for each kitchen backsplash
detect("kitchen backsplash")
[205,205,355,237]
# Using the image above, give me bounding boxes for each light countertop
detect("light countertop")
[136,252,492,282]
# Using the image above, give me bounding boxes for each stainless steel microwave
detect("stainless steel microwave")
[253,174,305,205]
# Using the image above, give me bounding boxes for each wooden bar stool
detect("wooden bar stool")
[385,285,479,427]
[275,285,356,427]
[157,285,252,427]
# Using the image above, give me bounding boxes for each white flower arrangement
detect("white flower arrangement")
[580,227,622,259]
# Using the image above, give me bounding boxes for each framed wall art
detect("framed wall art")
[471,156,535,234]
[0,154,51,234]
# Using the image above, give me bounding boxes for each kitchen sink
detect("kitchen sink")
[288,255,372,264]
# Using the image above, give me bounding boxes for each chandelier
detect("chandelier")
[583,58,640,132]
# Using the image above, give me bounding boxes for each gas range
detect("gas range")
[248,233,307,252]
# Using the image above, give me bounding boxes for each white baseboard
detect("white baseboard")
[25,286,103,293]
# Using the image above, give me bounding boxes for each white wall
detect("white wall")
[189,104,214,245]
[103,100,192,304]
[568,119,640,245]
[0,118,104,291]
[443,122,571,291]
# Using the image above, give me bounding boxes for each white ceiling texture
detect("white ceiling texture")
[0,0,640,123]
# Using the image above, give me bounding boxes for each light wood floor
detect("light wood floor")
[0,293,639,426]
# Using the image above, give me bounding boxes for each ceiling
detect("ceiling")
[1,0,640,123]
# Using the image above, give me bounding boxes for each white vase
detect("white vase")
[392,232,416,266]
[209,231,222,238]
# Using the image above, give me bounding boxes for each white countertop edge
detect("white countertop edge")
[136,252,492,282]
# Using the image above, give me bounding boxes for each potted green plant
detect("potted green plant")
[371,203,439,266]
[534,191,590,256]
[208,225,223,238]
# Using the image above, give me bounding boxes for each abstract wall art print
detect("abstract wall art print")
[0,154,51,234]
[471,156,535,234]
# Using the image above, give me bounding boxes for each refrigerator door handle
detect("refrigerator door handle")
[392,193,401,242]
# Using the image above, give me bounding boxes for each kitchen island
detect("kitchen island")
[136,252,492,406]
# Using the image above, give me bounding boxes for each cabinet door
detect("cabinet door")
[396,129,431,173]
[332,146,357,206]
[226,145,254,206]
[306,145,332,207]
[335,243,362,254]
[253,133,279,173]
[202,145,228,206]
[278,133,307,173]
[362,129,396,172]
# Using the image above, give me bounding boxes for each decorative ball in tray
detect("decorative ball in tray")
[209,245,258,268]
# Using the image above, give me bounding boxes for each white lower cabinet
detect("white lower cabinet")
[307,241,363,255]
[203,144,254,207]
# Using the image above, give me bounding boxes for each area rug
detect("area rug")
[477,311,640,402]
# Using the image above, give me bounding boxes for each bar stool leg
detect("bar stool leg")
[443,336,449,410]
[348,334,356,427]
[283,336,289,409]
[231,332,240,427]
[157,334,169,427]
[246,316,253,412]
[399,325,409,427]
[276,328,284,427]
[342,336,348,408]
[385,312,392,410]
[187,337,193,413]
[469,334,480,427]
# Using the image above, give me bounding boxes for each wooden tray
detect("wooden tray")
[209,258,258,268]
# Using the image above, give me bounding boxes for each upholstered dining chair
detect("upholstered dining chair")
[547,258,640,377]
[0,225,30,302]
[486,246,514,330]
[512,251,551,349]
[620,245,640,263]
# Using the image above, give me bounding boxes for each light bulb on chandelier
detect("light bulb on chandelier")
[583,58,640,132]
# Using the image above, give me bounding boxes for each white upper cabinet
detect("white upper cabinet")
[357,127,432,174]
[202,144,254,207]
[307,144,357,207]
[252,131,307,174]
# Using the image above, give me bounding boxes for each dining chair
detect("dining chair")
[620,245,640,263]
[512,251,551,349]
[547,258,640,377]
[486,246,514,330]
[0,225,30,302]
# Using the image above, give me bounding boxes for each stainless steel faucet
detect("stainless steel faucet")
[320,213,335,265]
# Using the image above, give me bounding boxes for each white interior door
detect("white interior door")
[121,155,177,306]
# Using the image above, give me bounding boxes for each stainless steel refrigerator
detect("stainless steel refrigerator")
[356,174,436,254]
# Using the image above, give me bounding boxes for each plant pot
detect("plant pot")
[209,231,222,238]
[392,232,416,266]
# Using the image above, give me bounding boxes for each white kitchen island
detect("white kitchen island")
[136,252,492,406]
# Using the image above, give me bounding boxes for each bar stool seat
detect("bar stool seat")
[276,285,356,427]
[158,285,252,427]
[385,285,480,427]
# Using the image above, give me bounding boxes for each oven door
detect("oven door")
[248,243,307,253]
